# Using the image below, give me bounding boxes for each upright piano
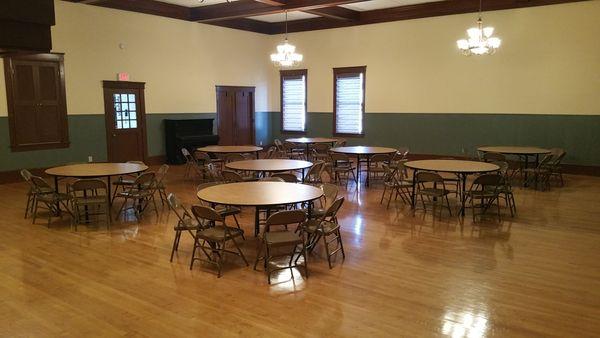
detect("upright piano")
[164,119,219,164]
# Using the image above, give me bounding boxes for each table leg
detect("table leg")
[256,152,259,160]
[54,176,61,214]
[356,155,361,185]
[534,154,540,188]
[254,206,260,237]
[366,156,371,187]
[306,144,310,160]
[410,170,417,209]
[523,155,530,187]
[301,168,305,183]
[461,174,467,217]
[107,176,112,205]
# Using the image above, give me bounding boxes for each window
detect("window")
[113,93,138,129]
[280,69,307,133]
[333,66,366,136]
[4,53,69,151]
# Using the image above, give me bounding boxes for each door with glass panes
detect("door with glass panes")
[103,81,147,163]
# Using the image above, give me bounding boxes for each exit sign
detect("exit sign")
[117,72,130,81]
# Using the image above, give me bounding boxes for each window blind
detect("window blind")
[282,75,306,132]
[335,72,364,135]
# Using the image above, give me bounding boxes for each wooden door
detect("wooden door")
[4,53,69,151]
[216,86,255,146]
[103,81,147,163]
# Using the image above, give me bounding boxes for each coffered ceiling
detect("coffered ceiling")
[64,0,589,35]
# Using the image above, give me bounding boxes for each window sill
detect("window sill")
[11,141,70,152]
[333,132,364,138]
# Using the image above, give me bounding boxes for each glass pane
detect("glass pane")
[114,94,120,103]
[129,111,136,120]
[116,112,122,120]
[114,103,121,111]
[120,94,128,102]
[128,94,135,102]
[116,121,122,129]
[123,110,129,118]
[128,103,136,111]
[122,120,130,129]
[130,120,137,128]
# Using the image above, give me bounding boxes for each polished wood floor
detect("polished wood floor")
[1,166,599,337]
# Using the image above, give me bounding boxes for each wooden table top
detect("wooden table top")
[477,146,551,155]
[197,182,323,207]
[404,160,499,174]
[225,159,313,172]
[286,137,338,144]
[197,145,263,153]
[45,162,148,178]
[330,146,397,155]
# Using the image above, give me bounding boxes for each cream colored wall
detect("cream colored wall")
[266,1,600,114]
[0,0,272,117]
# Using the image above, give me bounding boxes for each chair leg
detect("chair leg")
[232,214,245,240]
[25,193,32,219]
[170,231,181,262]
[323,234,333,269]
[230,237,249,266]
[115,197,128,221]
[337,230,346,260]
[253,240,264,270]
[32,199,38,224]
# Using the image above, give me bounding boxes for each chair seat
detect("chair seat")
[113,179,136,186]
[419,188,449,197]
[215,205,241,216]
[264,231,302,246]
[73,196,107,205]
[117,189,153,199]
[468,190,499,199]
[199,225,244,241]
[37,192,71,203]
[174,218,199,231]
[304,220,340,234]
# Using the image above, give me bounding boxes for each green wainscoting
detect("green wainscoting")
[269,112,600,166]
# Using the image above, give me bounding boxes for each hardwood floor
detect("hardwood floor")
[1,166,599,337]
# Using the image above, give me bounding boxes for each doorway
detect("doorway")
[103,81,148,163]
[216,86,255,146]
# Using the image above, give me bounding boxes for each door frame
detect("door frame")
[215,85,255,145]
[102,81,148,162]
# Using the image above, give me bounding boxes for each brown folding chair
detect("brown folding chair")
[413,171,452,219]
[254,210,309,284]
[304,161,325,185]
[190,205,248,277]
[271,172,299,183]
[21,169,53,219]
[380,164,412,208]
[152,164,170,206]
[29,175,72,227]
[302,197,346,269]
[111,160,146,204]
[197,182,245,239]
[167,193,200,262]
[69,179,110,230]
[329,152,357,187]
[466,174,504,222]
[114,172,158,222]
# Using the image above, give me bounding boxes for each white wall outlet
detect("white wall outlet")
[88,156,93,163]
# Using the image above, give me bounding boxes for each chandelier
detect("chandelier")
[456,0,501,56]
[270,11,303,67]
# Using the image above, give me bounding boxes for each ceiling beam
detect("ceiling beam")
[190,0,366,22]
[304,6,360,21]
[67,0,190,20]
[271,0,591,34]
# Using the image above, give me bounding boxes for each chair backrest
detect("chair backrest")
[191,205,224,225]
[549,148,566,166]
[330,152,350,163]
[305,161,325,182]
[472,173,504,190]
[222,170,244,183]
[20,169,32,182]
[132,172,156,190]
[396,147,409,158]
[370,153,390,164]
[323,197,345,221]
[71,178,107,192]
[382,163,397,183]
[483,152,506,162]
[491,161,509,177]
[416,171,444,184]
[206,163,224,182]
[313,143,330,153]
[127,160,146,165]
[264,146,276,159]
[29,175,53,193]
[319,183,339,208]
[537,153,554,168]
[333,139,346,147]
[226,153,246,163]
[167,193,194,225]
[283,141,299,151]
[193,151,212,163]
[155,164,169,184]
[271,172,299,183]
[274,139,284,151]
[260,177,285,182]
[181,148,195,163]
[265,210,307,232]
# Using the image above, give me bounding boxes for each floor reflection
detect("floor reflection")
[441,309,489,338]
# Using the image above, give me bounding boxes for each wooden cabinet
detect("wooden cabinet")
[3,53,69,151]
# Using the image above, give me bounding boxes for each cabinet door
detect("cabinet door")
[234,89,254,145]
[216,88,235,146]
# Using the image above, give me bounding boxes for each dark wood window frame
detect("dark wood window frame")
[4,53,69,151]
[280,69,308,134]
[333,66,366,138]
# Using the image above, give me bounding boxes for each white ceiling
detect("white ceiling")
[250,11,320,23]
[340,0,441,11]
[156,0,237,7]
